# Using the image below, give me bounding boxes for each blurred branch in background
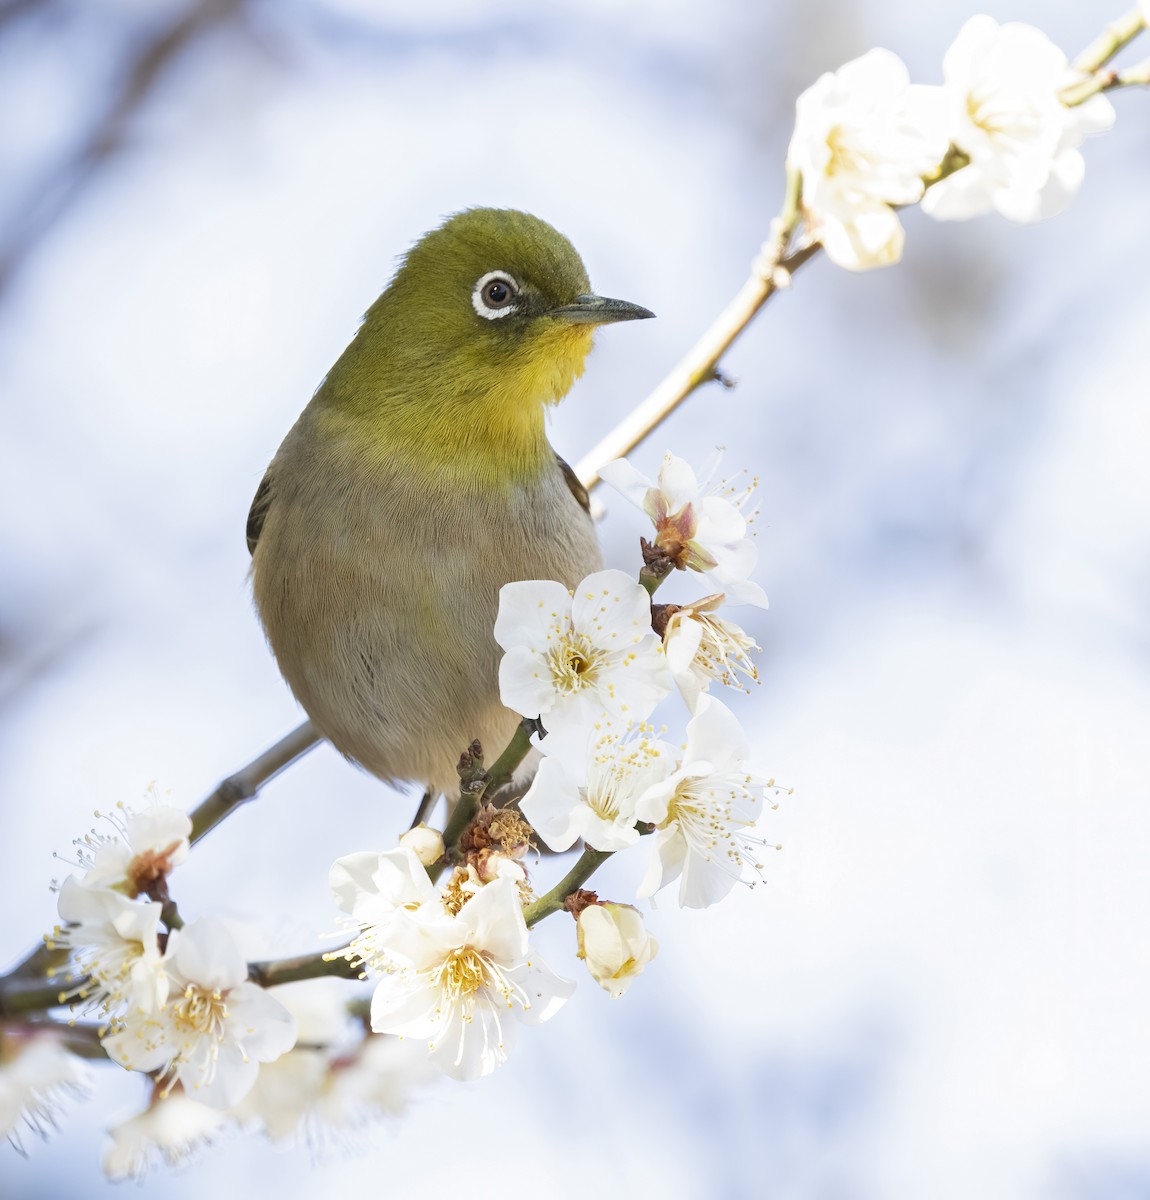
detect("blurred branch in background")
[0,0,245,301]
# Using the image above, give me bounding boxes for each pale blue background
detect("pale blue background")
[2,1,1149,1197]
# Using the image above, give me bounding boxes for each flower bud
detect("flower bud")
[399,824,444,867]
[576,903,658,999]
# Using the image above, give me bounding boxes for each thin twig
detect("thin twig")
[1072,6,1147,74]
[0,978,71,1018]
[189,720,320,844]
[573,220,814,492]
[1061,57,1150,106]
[428,720,536,884]
[247,950,360,988]
[522,848,614,927]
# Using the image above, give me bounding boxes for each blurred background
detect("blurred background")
[2,1,1148,1196]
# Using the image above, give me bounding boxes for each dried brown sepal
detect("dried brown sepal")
[640,536,678,574]
[650,602,681,640]
[564,889,600,919]
[130,845,182,902]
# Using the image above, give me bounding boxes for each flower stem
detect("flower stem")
[522,848,614,928]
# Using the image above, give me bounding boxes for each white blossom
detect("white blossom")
[636,697,778,909]
[521,721,675,852]
[399,823,445,867]
[102,1091,227,1181]
[230,978,357,1144]
[330,846,439,973]
[576,903,659,999]
[787,48,949,269]
[661,594,760,712]
[50,879,169,1017]
[496,569,671,733]
[0,1033,90,1151]
[600,453,768,606]
[367,877,573,1080]
[922,16,1116,223]
[235,1035,434,1149]
[62,801,191,898]
[102,918,297,1108]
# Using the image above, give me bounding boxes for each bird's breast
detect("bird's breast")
[251,425,602,791]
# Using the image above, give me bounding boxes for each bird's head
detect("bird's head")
[344,209,653,442]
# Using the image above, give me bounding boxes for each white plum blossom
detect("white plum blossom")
[230,978,358,1144]
[496,568,671,732]
[636,696,778,909]
[661,594,760,712]
[0,1033,90,1151]
[601,453,768,607]
[51,879,169,1017]
[102,918,297,1109]
[63,801,191,898]
[233,1049,330,1142]
[922,16,1116,223]
[321,1033,435,1121]
[367,877,573,1080]
[576,903,659,999]
[398,823,445,867]
[521,722,675,852]
[787,48,949,270]
[101,1091,227,1181]
[235,1035,434,1148]
[330,846,439,973]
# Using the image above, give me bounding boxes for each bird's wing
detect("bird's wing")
[246,471,273,556]
[555,452,591,515]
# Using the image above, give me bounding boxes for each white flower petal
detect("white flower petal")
[170,919,246,993]
[222,983,298,1062]
[598,457,653,508]
[505,959,576,1024]
[520,756,583,852]
[655,452,701,515]
[498,645,562,718]
[493,579,573,652]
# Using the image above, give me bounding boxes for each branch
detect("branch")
[0,977,71,1018]
[573,167,810,491]
[189,720,321,844]
[8,1019,110,1060]
[428,719,536,884]
[522,848,614,927]
[246,949,361,988]
[1061,56,1150,106]
[1072,6,1147,74]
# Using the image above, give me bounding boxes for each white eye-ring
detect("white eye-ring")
[472,270,520,319]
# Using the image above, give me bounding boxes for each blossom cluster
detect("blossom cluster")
[787,16,1118,270]
[498,451,779,908]
[15,800,434,1174]
[319,449,782,1088]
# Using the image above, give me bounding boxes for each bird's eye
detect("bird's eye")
[472,271,520,320]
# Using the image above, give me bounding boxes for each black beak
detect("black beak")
[549,294,655,325]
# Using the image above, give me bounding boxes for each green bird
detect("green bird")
[247,208,654,799]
